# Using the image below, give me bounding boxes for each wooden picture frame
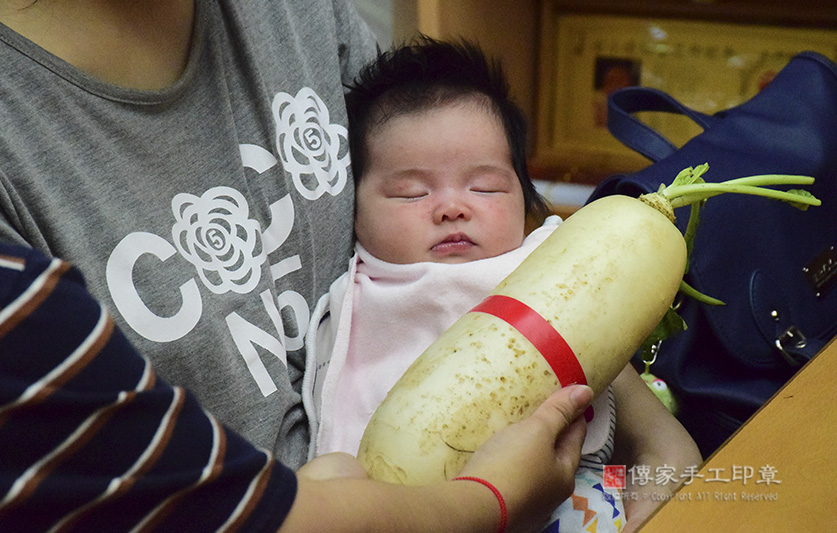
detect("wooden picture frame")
[532,0,837,184]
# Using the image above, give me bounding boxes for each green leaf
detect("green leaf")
[639,307,687,363]
[669,163,709,188]
[786,189,817,211]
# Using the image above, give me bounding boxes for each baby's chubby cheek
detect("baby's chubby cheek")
[354,222,423,264]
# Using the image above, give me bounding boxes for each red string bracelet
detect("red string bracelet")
[452,476,508,533]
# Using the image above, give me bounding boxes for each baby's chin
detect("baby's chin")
[427,254,479,264]
[423,249,501,264]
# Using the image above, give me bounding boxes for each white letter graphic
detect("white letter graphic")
[107,232,202,342]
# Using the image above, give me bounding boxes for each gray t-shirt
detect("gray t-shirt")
[0,0,377,469]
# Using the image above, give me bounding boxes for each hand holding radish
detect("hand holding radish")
[285,385,594,533]
[457,384,593,532]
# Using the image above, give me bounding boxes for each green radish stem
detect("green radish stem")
[679,279,724,306]
[664,179,819,209]
[640,165,820,215]
[634,163,820,360]
[639,164,821,281]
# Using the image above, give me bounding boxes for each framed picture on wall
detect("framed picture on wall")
[532,3,837,184]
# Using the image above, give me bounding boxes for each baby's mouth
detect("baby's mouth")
[432,233,475,253]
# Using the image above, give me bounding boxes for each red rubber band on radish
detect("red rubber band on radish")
[470,294,587,388]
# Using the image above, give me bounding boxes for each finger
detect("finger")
[554,414,587,460]
[532,385,593,434]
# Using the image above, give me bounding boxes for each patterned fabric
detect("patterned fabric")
[544,467,625,533]
[580,389,617,469]
[0,244,296,531]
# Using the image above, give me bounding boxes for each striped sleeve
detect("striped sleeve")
[0,244,297,532]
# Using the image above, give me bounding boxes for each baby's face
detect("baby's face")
[354,100,526,264]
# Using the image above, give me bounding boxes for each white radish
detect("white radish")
[357,166,819,485]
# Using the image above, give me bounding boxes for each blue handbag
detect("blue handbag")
[587,51,837,456]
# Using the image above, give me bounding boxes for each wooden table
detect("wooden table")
[637,337,837,531]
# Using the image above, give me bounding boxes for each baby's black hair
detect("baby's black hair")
[345,35,549,219]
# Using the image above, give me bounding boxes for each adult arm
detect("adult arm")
[610,364,703,532]
[283,385,593,533]
[0,243,296,531]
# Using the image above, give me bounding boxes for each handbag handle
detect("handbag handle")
[607,87,719,162]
